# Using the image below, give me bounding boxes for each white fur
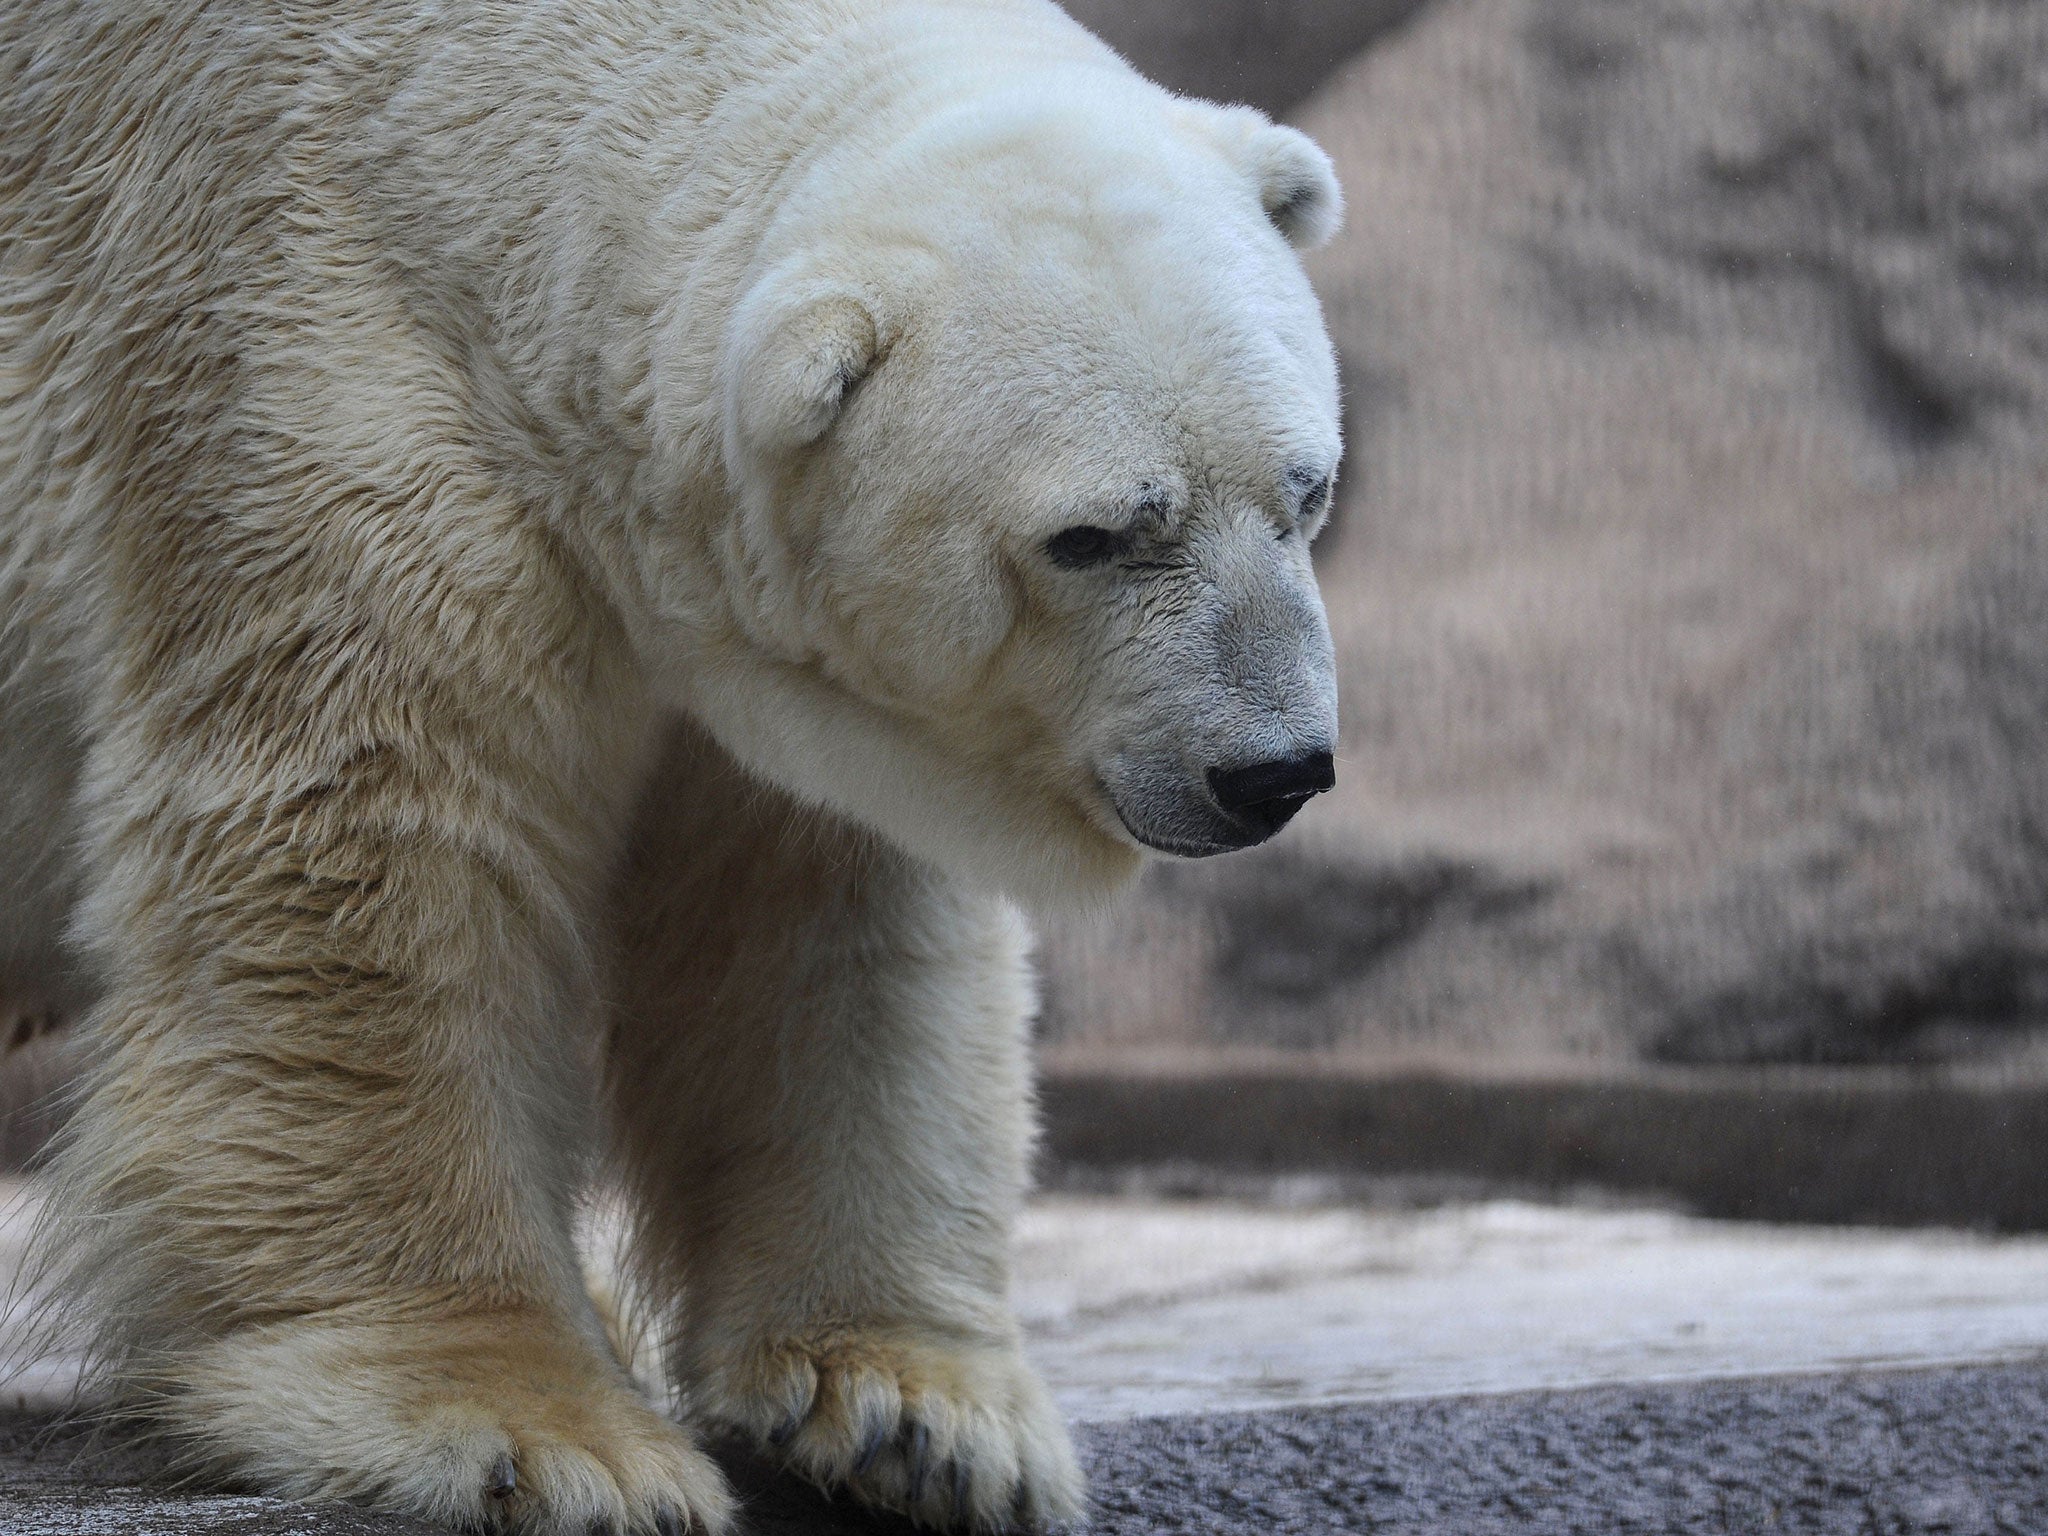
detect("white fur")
[1,1,1342,1530]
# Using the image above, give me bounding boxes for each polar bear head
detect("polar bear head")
[680,77,1343,907]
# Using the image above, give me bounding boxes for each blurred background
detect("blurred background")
[1044,0,2048,1078]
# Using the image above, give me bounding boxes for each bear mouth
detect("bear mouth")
[1106,787,1301,859]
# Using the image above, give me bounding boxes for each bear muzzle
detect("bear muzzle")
[1106,745,1335,857]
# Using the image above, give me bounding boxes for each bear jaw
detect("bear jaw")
[677,640,1145,911]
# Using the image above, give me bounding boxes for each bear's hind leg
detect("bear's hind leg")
[607,724,1083,1531]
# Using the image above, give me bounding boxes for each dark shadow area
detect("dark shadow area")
[1058,0,1431,118]
[1204,851,1552,1011]
[1041,1067,2048,1229]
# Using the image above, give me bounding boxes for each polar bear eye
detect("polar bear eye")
[1044,525,1128,569]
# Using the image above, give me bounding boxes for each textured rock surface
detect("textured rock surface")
[12,1365,2048,1535]
[1077,1366,2048,1536]
[1042,0,2048,1067]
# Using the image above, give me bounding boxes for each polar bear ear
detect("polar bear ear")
[726,282,883,460]
[1256,129,1344,249]
[1205,108,1345,250]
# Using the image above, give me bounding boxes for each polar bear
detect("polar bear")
[0,0,1342,1530]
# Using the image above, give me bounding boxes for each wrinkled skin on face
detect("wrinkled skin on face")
[1049,470,1339,860]
[697,93,1343,907]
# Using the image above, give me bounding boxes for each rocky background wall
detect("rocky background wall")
[1046,0,2048,1068]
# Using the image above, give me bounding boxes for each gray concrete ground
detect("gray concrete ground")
[11,1366,2048,1535]
[8,1178,2048,1532]
[1072,1365,2048,1535]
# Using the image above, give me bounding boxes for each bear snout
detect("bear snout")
[1106,744,1335,857]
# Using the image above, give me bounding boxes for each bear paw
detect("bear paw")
[169,1308,736,1535]
[696,1328,1083,1531]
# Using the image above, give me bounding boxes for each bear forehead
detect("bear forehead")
[911,261,1339,478]
[797,88,1342,501]
[825,85,1306,282]
[859,293,1337,533]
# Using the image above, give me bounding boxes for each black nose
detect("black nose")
[1206,750,1335,839]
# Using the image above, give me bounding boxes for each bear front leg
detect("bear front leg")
[607,725,1083,1531]
[43,702,733,1534]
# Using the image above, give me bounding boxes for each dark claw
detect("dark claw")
[906,1423,933,1503]
[485,1455,517,1500]
[655,1506,683,1536]
[952,1460,971,1518]
[853,1418,890,1477]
